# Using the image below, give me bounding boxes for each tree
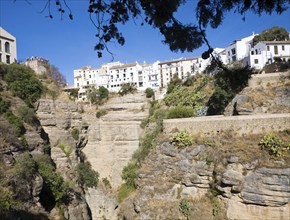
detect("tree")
[48,64,67,87]
[86,87,98,104]
[252,26,290,46]
[16,0,289,58]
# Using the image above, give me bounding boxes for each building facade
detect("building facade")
[243,41,290,69]
[159,57,208,87]
[0,27,17,64]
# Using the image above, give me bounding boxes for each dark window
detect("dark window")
[274,46,278,54]
[6,55,10,64]
[5,42,10,53]
[254,59,259,64]
[282,45,285,51]
[267,46,270,51]
[231,48,236,55]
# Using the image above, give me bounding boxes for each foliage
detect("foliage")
[98,86,109,102]
[35,154,70,203]
[102,177,112,190]
[3,111,25,136]
[71,128,80,140]
[117,183,136,203]
[47,64,67,87]
[259,133,289,157]
[58,143,74,158]
[180,199,191,219]
[119,83,137,96]
[121,163,138,188]
[207,64,253,115]
[0,188,16,215]
[133,123,162,164]
[166,106,195,119]
[145,87,154,98]
[96,109,108,118]
[86,87,98,104]
[253,26,289,46]
[2,63,43,105]
[76,162,99,188]
[0,97,11,114]
[69,88,78,100]
[14,152,36,182]
[170,131,193,148]
[16,105,36,124]
[167,74,182,94]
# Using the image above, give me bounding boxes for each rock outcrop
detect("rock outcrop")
[120,142,290,220]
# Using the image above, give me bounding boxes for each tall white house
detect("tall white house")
[0,27,17,64]
[225,34,256,64]
[244,41,290,69]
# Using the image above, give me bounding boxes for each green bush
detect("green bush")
[102,177,112,190]
[98,86,109,102]
[58,143,74,158]
[145,88,154,98]
[167,106,195,119]
[3,64,43,105]
[180,199,191,219]
[118,183,135,202]
[0,97,11,114]
[259,133,289,157]
[207,64,253,115]
[4,111,25,136]
[167,74,182,94]
[0,188,16,215]
[96,109,108,118]
[14,152,36,181]
[170,131,193,148]
[16,105,36,124]
[121,163,138,187]
[71,128,80,140]
[76,162,99,188]
[69,88,79,100]
[35,154,69,203]
[119,83,137,96]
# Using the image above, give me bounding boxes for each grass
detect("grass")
[118,184,136,202]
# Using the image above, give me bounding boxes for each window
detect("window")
[0,54,1,62]
[77,83,79,87]
[232,56,236,62]
[267,46,270,51]
[274,46,278,54]
[231,48,236,55]
[251,51,254,55]
[0,40,1,51]
[254,59,259,64]
[5,42,10,53]
[87,81,89,85]
[6,55,10,64]
[282,45,285,51]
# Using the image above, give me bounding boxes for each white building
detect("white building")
[142,61,160,89]
[159,57,207,87]
[22,56,49,74]
[243,41,290,69]
[225,34,256,64]
[0,27,17,64]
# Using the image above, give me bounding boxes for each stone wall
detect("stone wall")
[163,114,290,136]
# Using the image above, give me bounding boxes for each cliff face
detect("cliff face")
[120,140,290,220]
[36,99,91,220]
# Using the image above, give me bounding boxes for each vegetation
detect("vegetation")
[170,131,193,148]
[86,86,109,105]
[167,106,195,119]
[76,162,99,188]
[166,74,182,94]
[27,0,288,58]
[253,26,289,46]
[35,155,70,203]
[259,133,290,157]
[71,128,80,140]
[207,64,253,115]
[1,63,43,105]
[119,83,137,96]
[145,87,154,98]
[102,177,112,190]
[68,88,79,100]
[16,105,36,125]
[58,143,74,158]
[96,109,108,118]
[180,199,191,219]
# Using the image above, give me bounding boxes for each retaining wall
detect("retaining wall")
[248,71,290,88]
[163,114,290,136]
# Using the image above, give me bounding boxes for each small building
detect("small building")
[244,41,290,69]
[0,27,17,64]
[22,56,49,74]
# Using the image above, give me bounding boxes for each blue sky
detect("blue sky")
[1,0,289,86]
